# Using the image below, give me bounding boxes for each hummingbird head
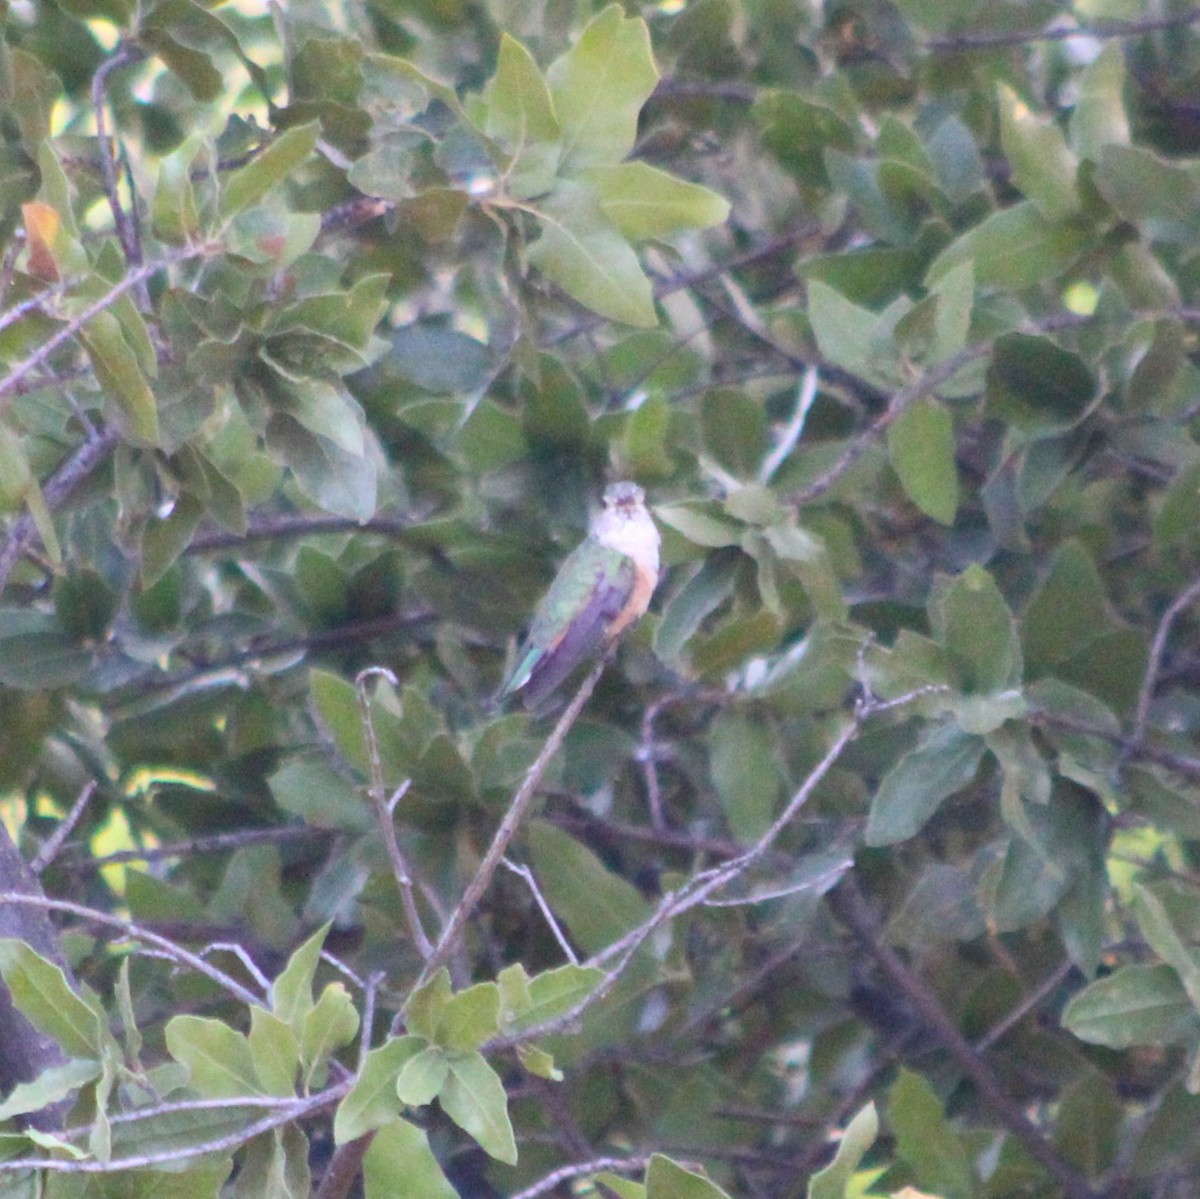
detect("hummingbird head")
[602,481,646,515]
[594,481,659,569]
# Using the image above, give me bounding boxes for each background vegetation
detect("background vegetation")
[2,0,1200,1196]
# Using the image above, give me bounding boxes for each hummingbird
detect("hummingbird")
[500,481,661,706]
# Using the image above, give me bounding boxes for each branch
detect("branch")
[92,42,146,290]
[0,1085,346,1174]
[826,877,1101,1199]
[792,311,1091,507]
[0,892,264,1007]
[511,1154,652,1199]
[1132,573,1200,746]
[356,668,433,961]
[928,7,1200,51]
[187,512,419,553]
[416,655,609,986]
[0,243,215,407]
[54,824,325,872]
[0,428,119,594]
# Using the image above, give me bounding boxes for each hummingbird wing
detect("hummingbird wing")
[502,538,637,704]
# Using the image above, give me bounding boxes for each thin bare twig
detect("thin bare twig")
[759,365,819,484]
[928,7,1200,51]
[499,700,870,1047]
[0,243,214,408]
[1132,574,1200,747]
[502,858,578,964]
[30,781,97,875]
[0,427,120,594]
[511,1154,652,1199]
[417,656,609,987]
[0,1085,345,1174]
[0,892,263,1007]
[55,825,324,871]
[355,668,434,961]
[92,42,146,295]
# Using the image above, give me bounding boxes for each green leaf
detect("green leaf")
[362,1117,459,1199]
[887,396,958,525]
[528,180,656,327]
[498,963,604,1033]
[1093,144,1200,243]
[709,711,782,841]
[268,755,374,833]
[480,33,560,198]
[865,723,986,845]
[152,136,203,245]
[266,414,377,522]
[0,940,105,1059]
[0,1058,100,1122]
[80,311,159,446]
[582,162,730,241]
[888,1069,974,1199]
[596,1173,647,1199]
[300,983,360,1087]
[271,923,331,1030]
[925,201,1087,291]
[393,1044,447,1107]
[219,122,321,220]
[1062,964,1195,1048]
[928,257,973,367]
[986,333,1098,438]
[527,821,650,955]
[655,503,743,548]
[1055,1070,1121,1175]
[405,969,452,1042]
[435,982,501,1053]
[931,563,1022,694]
[233,1125,310,1199]
[807,279,897,387]
[998,83,1080,222]
[165,1015,263,1098]
[1070,43,1130,161]
[248,1007,300,1098]
[1132,884,1200,1011]
[141,492,203,588]
[439,1051,518,1164]
[1022,539,1112,670]
[653,550,740,663]
[546,5,658,172]
[645,1153,733,1199]
[335,1036,425,1144]
[807,1102,879,1199]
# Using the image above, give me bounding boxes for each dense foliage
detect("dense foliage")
[4,0,1200,1196]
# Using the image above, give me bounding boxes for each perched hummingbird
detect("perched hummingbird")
[500,481,661,706]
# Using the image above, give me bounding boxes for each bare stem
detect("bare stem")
[355,668,433,961]
[417,656,608,986]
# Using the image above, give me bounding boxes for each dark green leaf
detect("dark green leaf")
[865,724,986,845]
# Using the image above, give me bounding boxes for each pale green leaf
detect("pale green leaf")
[334,1036,425,1144]
[165,1015,264,1098]
[271,923,331,1030]
[528,181,656,326]
[220,122,321,220]
[0,939,105,1059]
[546,5,658,171]
[887,396,958,525]
[583,162,730,241]
[807,1103,879,1199]
[439,1051,518,1164]
[362,1117,459,1199]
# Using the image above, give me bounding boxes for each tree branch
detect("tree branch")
[826,876,1100,1199]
